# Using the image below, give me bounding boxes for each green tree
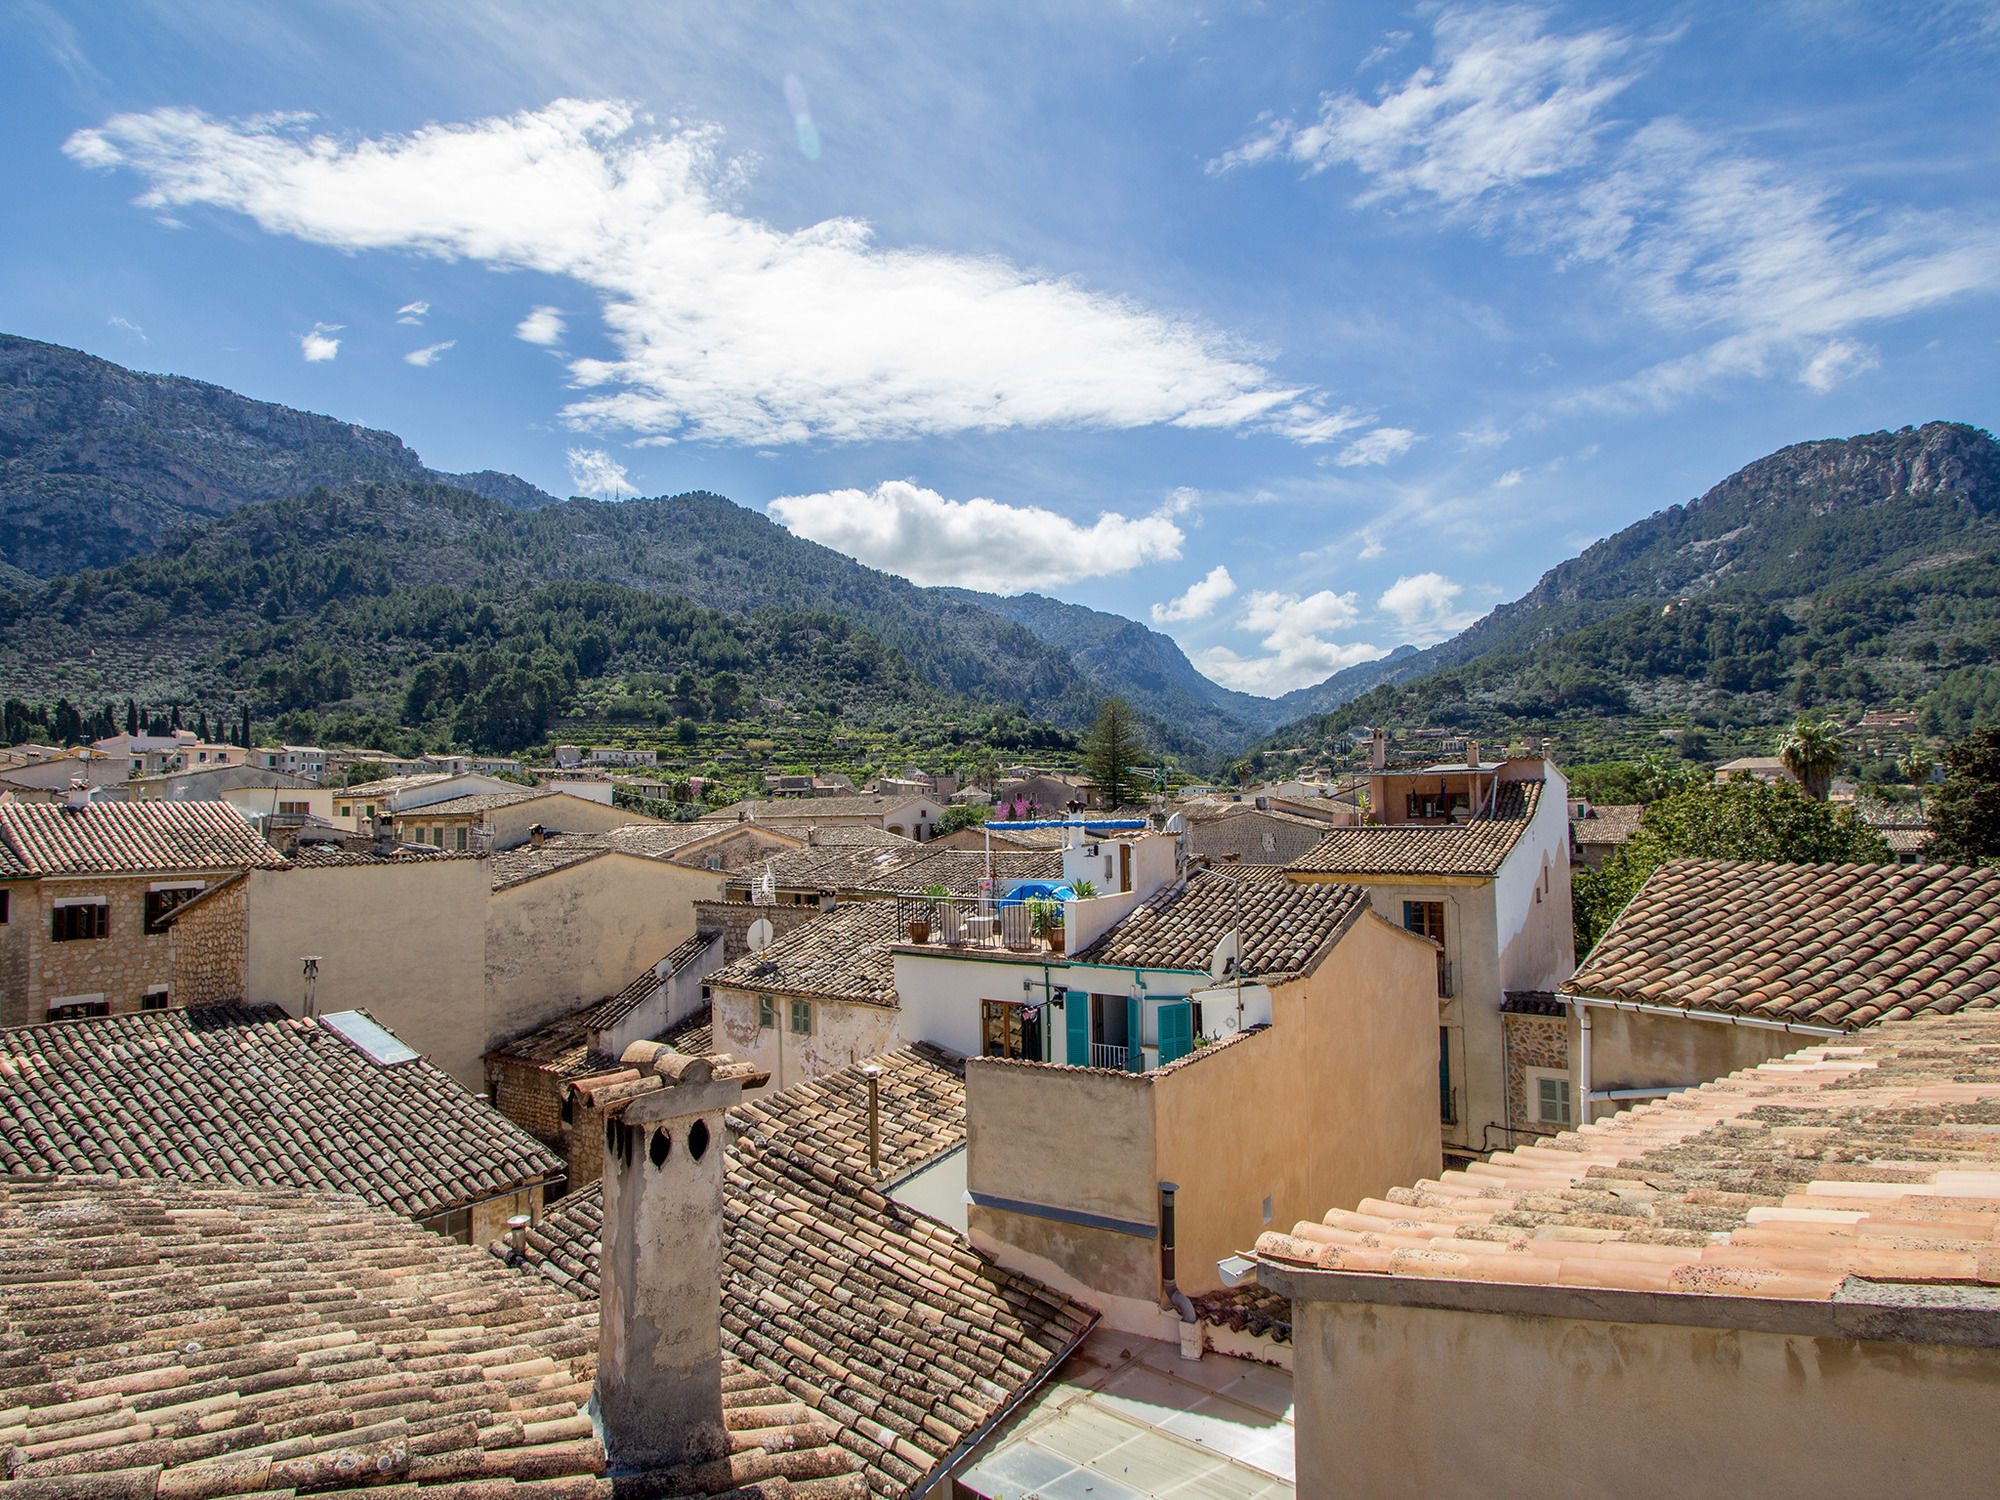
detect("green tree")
[1928,729,2000,866]
[1574,779,1891,956]
[1083,697,1146,810]
[1778,714,1844,800]
[935,804,987,837]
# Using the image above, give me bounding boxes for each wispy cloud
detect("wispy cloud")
[106,314,145,341]
[1336,426,1418,467]
[1218,5,2000,404]
[1152,564,1236,624]
[299,322,341,361]
[566,446,640,499]
[1493,468,1523,488]
[67,100,1368,448]
[403,339,455,366]
[516,305,565,346]
[396,299,429,325]
[769,480,1185,592]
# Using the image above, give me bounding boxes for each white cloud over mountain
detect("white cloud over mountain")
[566,446,640,499]
[1151,564,1236,623]
[769,480,1184,592]
[1194,586,1383,694]
[66,100,1368,448]
[299,322,340,361]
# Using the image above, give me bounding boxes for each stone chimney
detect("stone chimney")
[1369,727,1388,772]
[372,815,397,854]
[529,823,546,849]
[595,1045,745,1472]
[1465,738,1481,769]
[64,777,90,812]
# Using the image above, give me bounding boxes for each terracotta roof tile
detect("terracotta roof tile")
[857,848,1063,897]
[1257,1009,2000,1305]
[0,1175,858,1495]
[509,1046,1093,1494]
[398,788,553,815]
[706,902,901,1007]
[0,1005,561,1220]
[485,834,610,891]
[576,933,719,1032]
[1288,780,1544,877]
[290,844,482,868]
[1072,870,1373,980]
[489,1002,716,1081]
[0,800,288,877]
[1563,859,2000,1028]
[1572,803,1645,846]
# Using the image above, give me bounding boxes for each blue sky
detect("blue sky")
[6,2,1999,697]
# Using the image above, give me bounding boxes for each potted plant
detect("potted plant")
[1028,896,1064,954]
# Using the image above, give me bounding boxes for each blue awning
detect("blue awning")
[985,818,1148,830]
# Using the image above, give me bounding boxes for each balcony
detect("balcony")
[1089,1042,1129,1070]
[892,894,1063,955]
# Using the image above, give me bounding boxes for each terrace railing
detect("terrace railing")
[893,894,1052,953]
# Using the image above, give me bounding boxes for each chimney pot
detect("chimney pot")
[64,777,90,812]
[529,823,546,849]
[1369,727,1388,773]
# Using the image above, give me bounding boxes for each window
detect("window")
[53,903,108,942]
[1439,1026,1455,1124]
[1406,791,1469,821]
[0,889,8,924]
[1528,1067,1574,1128]
[455,827,469,852]
[141,988,171,1011]
[338,804,351,818]
[144,888,199,935]
[279,801,310,816]
[47,998,109,1022]
[1405,900,1449,997]
[789,997,813,1036]
[982,999,1025,1059]
[757,994,775,1030]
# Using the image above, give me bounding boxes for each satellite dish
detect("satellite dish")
[1209,932,1239,983]
[747,918,774,953]
[1164,813,1187,835]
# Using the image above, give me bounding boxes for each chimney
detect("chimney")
[1369,727,1388,772]
[529,823,546,849]
[1254,795,1269,811]
[1465,739,1481,769]
[595,1046,744,1472]
[64,777,90,812]
[373,816,397,855]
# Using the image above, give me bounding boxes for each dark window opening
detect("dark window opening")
[53,904,109,942]
[48,999,110,1022]
[144,888,199,935]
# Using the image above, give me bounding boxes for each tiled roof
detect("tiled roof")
[1880,824,1932,856]
[396,788,552,815]
[1071,870,1373,980]
[1190,1285,1292,1344]
[751,840,929,892]
[334,773,456,798]
[705,901,901,1006]
[0,1005,561,1220]
[1287,779,1544,877]
[0,800,288,877]
[1571,802,1645,845]
[799,825,918,847]
[597,822,750,859]
[700,792,934,822]
[1257,1010,2000,1303]
[576,933,718,1032]
[857,848,1064,897]
[512,1046,1094,1495]
[1562,859,2000,1029]
[486,833,610,891]
[290,844,482,868]
[487,1000,717,1083]
[0,1175,857,1496]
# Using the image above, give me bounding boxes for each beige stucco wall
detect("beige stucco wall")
[710,984,900,1094]
[485,852,724,1052]
[966,1063,1160,1305]
[1580,1007,1809,1123]
[242,862,489,1083]
[1154,912,1442,1299]
[1291,1298,2000,1499]
[485,794,656,850]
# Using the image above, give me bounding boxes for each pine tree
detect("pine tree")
[1082,697,1146,811]
[198,709,210,741]
[125,699,138,736]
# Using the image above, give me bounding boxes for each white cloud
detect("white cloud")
[1336,426,1418,467]
[516,305,566,346]
[107,315,145,341]
[1195,586,1383,694]
[67,100,1364,448]
[1379,572,1461,625]
[299,322,341,361]
[1459,419,1511,448]
[1152,564,1236,624]
[1493,468,1523,488]
[404,339,456,366]
[396,299,429,324]
[1222,7,2000,404]
[566,446,640,499]
[768,480,1184,592]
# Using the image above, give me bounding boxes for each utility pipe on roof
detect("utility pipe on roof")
[1567,993,1848,1038]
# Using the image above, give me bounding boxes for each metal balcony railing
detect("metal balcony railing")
[893,894,1055,953]
[1090,1042,1129,1070]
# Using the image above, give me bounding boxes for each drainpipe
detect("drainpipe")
[1576,1003,1592,1126]
[1158,1181,1196,1324]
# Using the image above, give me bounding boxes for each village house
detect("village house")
[1540,858,2000,1131]
[1713,754,1799,786]
[387,783,669,851]
[1569,799,1644,869]
[1181,800,1337,865]
[166,824,744,1089]
[701,788,949,840]
[1283,744,1575,1162]
[0,794,287,1025]
[245,743,327,780]
[1255,1010,2000,1497]
[0,745,126,798]
[327,769,521,829]
[994,771,1094,817]
[0,1001,561,1242]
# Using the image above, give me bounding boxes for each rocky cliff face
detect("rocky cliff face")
[0,334,552,574]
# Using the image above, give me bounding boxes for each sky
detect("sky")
[5,2,1999,699]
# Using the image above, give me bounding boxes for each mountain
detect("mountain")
[0,334,556,575]
[1257,421,2000,759]
[940,588,1281,749]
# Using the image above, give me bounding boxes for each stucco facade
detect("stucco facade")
[710,981,900,1095]
[1284,1295,2000,1499]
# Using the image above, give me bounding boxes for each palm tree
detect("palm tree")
[1899,746,1935,816]
[1779,715,1844,801]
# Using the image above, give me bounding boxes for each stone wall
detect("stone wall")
[487,1056,567,1148]
[691,898,827,963]
[16,875,195,1024]
[1504,1012,1570,1141]
[168,878,248,1009]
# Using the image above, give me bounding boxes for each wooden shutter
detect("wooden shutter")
[1157,1001,1193,1065]
[1126,994,1143,1072]
[1065,990,1089,1065]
